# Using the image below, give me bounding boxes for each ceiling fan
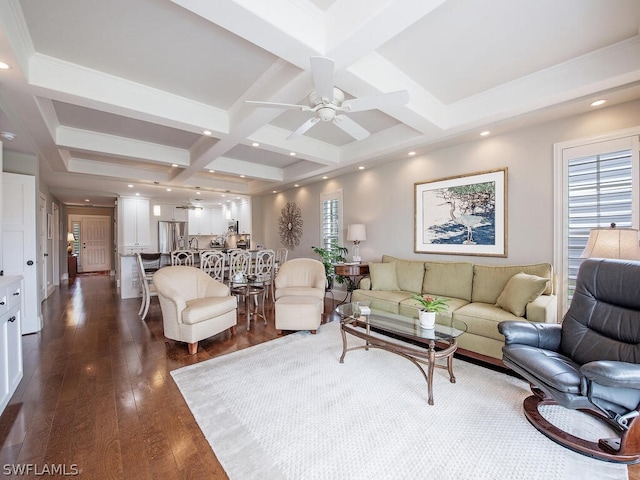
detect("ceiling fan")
[176,199,203,210]
[246,56,409,141]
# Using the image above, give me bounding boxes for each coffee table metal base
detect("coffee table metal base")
[339,320,458,405]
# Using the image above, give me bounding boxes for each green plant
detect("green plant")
[311,243,349,286]
[412,294,449,313]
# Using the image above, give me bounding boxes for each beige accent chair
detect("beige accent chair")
[153,266,237,354]
[274,258,325,334]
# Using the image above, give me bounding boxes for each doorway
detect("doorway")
[69,215,111,273]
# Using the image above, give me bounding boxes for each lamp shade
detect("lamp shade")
[67,232,76,242]
[580,227,640,260]
[347,224,366,242]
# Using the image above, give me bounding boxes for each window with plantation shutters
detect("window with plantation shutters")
[567,149,634,300]
[555,131,640,314]
[320,190,343,253]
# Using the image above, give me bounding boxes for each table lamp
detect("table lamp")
[580,223,640,260]
[347,224,366,263]
[67,232,76,255]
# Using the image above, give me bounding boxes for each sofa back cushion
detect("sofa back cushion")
[472,263,553,304]
[382,255,424,293]
[422,262,474,302]
[369,262,400,291]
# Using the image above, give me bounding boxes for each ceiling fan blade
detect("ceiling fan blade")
[333,115,370,141]
[310,56,335,103]
[340,90,409,113]
[288,117,320,140]
[246,100,309,110]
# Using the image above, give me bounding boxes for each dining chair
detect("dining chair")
[254,249,275,299]
[136,253,158,320]
[171,250,195,266]
[200,250,226,283]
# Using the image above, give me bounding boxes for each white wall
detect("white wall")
[258,99,640,266]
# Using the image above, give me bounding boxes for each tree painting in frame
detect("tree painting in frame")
[415,168,507,256]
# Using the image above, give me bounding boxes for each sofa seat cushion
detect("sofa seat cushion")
[495,272,550,317]
[453,302,519,341]
[182,296,237,325]
[369,262,400,291]
[502,344,581,394]
[398,296,469,318]
[352,290,414,314]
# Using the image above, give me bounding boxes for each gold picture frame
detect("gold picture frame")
[414,168,507,256]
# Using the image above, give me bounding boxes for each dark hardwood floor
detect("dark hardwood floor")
[0,275,637,479]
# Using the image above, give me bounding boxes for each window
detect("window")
[320,190,343,253]
[554,130,639,314]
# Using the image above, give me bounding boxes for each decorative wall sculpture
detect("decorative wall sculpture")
[278,202,303,250]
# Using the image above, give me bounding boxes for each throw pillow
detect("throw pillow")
[369,262,400,291]
[495,272,549,317]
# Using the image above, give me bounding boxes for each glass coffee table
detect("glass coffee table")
[335,302,467,405]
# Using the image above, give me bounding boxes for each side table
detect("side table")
[334,263,369,304]
[67,255,77,279]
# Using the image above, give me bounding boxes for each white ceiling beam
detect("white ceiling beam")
[207,156,283,182]
[247,124,340,165]
[325,0,447,65]
[67,157,168,183]
[56,126,190,166]
[28,53,229,135]
[172,0,324,66]
[445,36,640,127]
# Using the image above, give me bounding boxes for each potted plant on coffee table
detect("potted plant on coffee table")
[412,294,449,329]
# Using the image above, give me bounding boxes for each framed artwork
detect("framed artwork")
[47,213,53,240]
[414,168,507,257]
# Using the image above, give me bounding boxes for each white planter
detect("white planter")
[419,310,436,329]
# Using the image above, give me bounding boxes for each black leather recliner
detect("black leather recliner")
[498,258,640,463]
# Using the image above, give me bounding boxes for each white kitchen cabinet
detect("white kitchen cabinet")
[159,204,187,222]
[0,275,23,415]
[188,208,214,235]
[121,197,151,249]
[209,206,226,235]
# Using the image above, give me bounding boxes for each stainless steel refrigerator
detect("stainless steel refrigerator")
[158,221,187,254]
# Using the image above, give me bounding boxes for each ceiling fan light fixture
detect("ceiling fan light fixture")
[317,106,335,122]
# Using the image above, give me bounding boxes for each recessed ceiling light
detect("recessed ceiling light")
[221,194,226,198]
[135,192,140,196]
[294,184,299,187]
[408,151,416,156]
[0,61,10,70]
[203,130,212,136]
[128,184,133,188]
[240,174,245,178]
[166,188,171,192]
[590,99,606,107]
[85,199,90,202]
[171,164,178,168]
[480,131,491,136]
[322,176,328,179]
[252,142,260,147]
[358,166,365,170]
[196,191,201,195]
[209,169,215,173]
[272,190,277,194]
[0,131,16,141]
[289,152,296,156]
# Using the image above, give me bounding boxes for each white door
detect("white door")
[80,216,110,272]
[38,193,48,300]
[2,173,40,334]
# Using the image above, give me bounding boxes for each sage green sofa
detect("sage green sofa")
[351,255,558,363]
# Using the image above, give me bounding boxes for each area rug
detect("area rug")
[171,321,628,480]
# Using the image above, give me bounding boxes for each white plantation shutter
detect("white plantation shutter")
[320,190,343,253]
[556,132,640,313]
[567,149,634,300]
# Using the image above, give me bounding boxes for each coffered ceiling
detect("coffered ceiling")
[0,0,639,207]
